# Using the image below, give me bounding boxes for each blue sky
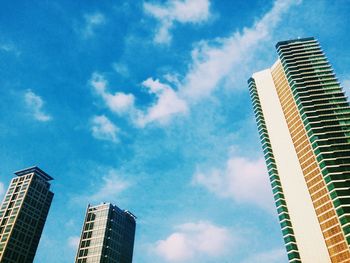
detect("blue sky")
[0,0,349,262]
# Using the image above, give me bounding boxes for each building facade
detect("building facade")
[75,203,136,263]
[249,37,350,262]
[0,166,54,263]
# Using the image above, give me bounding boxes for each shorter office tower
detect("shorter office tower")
[75,203,136,263]
[0,166,54,263]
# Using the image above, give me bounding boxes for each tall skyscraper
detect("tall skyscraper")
[0,166,54,263]
[248,37,350,262]
[75,203,136,263]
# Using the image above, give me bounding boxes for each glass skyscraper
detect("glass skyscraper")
[249,37,350,262]
[0,166,54,263]
[75,203,136,263]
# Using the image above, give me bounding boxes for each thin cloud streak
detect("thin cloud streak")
[0,182,5,201]
[82,12,106,38]
[71,169,130,205]
[179,0,301,99]
[112,63,130,77]
[144,0,211,44]
[91,115,119,143]
[24,90,52,122]
[0,43,20,56]
[342,78,350,95]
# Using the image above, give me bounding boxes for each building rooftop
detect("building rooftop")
[14,166,54,181]
[124,210,137,220]
[275,37,315,49]
[88,203,137,221]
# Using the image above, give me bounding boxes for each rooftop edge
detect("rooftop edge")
[14,166,54,181]
[88,203,137,221]
[275,37,316,49]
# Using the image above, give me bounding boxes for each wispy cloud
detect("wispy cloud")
[90,0,299,128]
[0,43,20,56]
[112,63,130,77]
[240,248,286,263]
[152,221,234,262]
[82,12,106,38]
[137,0,300,125]
[65,219,76,229]
[90,72,135,115]
[0,182,5,200]
[91,115,119,143]
[72,169,130,204]
[67,236,80,250]
[144,0,211,44]
[192,153,274,211]
[136,78,188,127]
[24,90,52,122]
[342,78,350,95]
[179,0,301,100]
[90,73,187,127]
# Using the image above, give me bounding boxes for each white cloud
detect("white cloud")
[90,73,187,127]
[193,155,274,211]
[24,90,52,122]
[89,0,298,127]
[136,78,188,127]
[72,169,130,204]
[67,236,80,250]
[136,0,299,125]
[82,12,106,38]
[91,115,119,143]
[144,0,211,44]
[179,0,301,100]
[241,248,286,263]
[153,221,233,262]
[90,72,135,114]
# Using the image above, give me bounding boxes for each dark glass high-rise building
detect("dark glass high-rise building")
[75,203,136,263]
[0,166,54,263]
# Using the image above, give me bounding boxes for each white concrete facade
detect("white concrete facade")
[252,68,331,263]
